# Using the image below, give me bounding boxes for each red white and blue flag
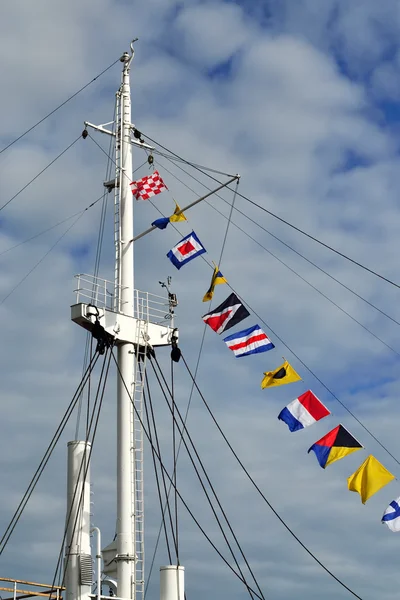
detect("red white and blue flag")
[202,293,250,334]
[278,390,330,432]
[167,231,206,270]
[223,324,274,358]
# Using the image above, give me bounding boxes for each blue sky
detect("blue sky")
[1,1,400,599]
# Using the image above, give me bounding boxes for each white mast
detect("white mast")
[116,47,136,600]
[71,38,236,600]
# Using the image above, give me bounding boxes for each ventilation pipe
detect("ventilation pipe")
[160,566,184,600]
[64,441,93,600]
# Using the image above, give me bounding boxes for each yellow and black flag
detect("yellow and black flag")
[202,265,227,302]
[261,361,301,389]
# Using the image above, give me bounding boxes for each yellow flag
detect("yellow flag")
[347,455,395,504]
[169,201,187,222]
[202,266,227,302]
[261,361,301,389]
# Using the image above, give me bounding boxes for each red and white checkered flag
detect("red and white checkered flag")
[130,170,167,200]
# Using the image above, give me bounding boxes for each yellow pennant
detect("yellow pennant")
[169,201,187,223]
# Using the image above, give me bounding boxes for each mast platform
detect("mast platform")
[71,274,175,347]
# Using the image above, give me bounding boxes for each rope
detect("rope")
[144,367,178,557]
[151,357,264,600]
[0,195,103,258]
[171,359,179,564]
[0,135,81,213]
[0,58,120,155]
[75,98,116,439]
[0,352,100,554]
[180,354,363,600]
[148,156,400,467]
[110,350,264,599]
[0,212,86,306]
[157,155,400,328]
[50,348,112,598]
[142,130,400,290]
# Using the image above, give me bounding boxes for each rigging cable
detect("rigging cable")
[0,57,121,156]
[75,98,116,439]
[156,156,400,328]
[150,356,264,600]
[86,132,149,176]
[170,360,179,564]
[0,194,104,258]
[180,354,363,600]
[0,211,87,306]
[52,347,113,595]
[0,351,101,555]
[0,135,82,213]
[141,130,400,291]
[87,131,392,591]
[223,279,400,468]
[143,369,174,565]
[151,149,236,177]
[110,349,264,600]
[142,188,400,473]
[144,180,239,586]
[156,157,400,356]
[145,355,181,557]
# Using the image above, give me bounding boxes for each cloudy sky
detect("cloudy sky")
[1,1,400,599]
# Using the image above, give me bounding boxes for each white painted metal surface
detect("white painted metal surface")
[64,442,92,600]
[70,41,186,600]
[159,567,184,600]
[116,47,136,600]
[90,528,101,600]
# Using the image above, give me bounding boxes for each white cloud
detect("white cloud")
[1,1,400,599]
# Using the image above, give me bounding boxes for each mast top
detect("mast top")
[120,39,138,69]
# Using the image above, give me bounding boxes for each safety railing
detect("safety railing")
[0,577,64,600]
[74,274,172,325]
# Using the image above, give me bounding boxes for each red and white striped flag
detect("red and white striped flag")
[130,170,167,200]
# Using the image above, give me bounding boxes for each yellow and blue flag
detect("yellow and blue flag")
[152,201,187,230]
[203,265,227,302]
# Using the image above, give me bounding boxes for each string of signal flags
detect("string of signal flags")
[130,169,400,533]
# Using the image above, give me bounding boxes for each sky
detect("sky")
[1,0,400,599]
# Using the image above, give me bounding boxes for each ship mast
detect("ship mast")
[115,48,135,600]
[71,39,235,600]
[72,40,184,600]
